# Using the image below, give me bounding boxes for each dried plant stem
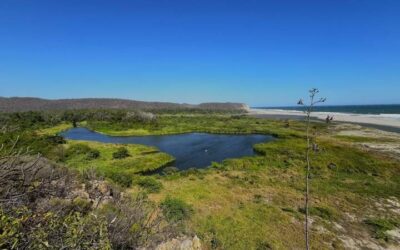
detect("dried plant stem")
[298,88,326,250]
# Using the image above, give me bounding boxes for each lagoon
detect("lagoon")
[60,128,273,170]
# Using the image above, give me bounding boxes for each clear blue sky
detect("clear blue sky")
[0,0,399,106]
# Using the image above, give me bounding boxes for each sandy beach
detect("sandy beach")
[249,108,400,131]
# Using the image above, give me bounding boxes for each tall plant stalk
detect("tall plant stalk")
[298,88,326,250]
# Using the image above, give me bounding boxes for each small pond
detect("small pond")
[60,128,274,171]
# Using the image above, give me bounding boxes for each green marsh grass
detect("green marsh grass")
[39,114,400,249]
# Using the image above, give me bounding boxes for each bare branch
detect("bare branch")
[298,88,326,250]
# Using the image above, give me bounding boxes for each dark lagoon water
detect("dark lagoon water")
[60,128,273,170]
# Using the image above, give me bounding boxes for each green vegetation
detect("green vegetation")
[112,147,130,159]
[65,143,101,160]
[161,197,193,222]
[66,143,92,156]
[63,141,174,187]
[365,217,400,241]
[1,109,399,249]
[334,135,398,143]
[135,176,163,193]
[299,206,337,220]
[86,114,310,137]
[36,122,73,135]
[86,148,100,160]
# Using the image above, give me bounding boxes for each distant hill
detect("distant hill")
[0,97,249,113]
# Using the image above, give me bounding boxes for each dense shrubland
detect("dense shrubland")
[0,143,189,249]
[0,97,247,113]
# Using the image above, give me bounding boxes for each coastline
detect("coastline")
[249,108,400,133]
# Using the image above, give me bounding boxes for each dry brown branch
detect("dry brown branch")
[298,88,326,250]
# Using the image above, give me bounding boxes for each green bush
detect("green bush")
[161,197,193,222]
[86,149,100,160]
[136,177,162,193]
[66,144,100,161]
[46,135,66,144]
[112,147,130,159]
[298,206,336,220]
[108,172,133,187]
[66,144,92,157]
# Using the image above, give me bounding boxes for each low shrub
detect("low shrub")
[162,166,179,175]
[99,193,180,249]
[136,177,163,193]
[108,172,133,187]
[298,206,336,220]
[112,147,130,159]
[86,149,100,160]
[364,217,400,241]
[180,168,204,178]
[46,135,66,144]
[160,197,193,222]
[66,144,92,157]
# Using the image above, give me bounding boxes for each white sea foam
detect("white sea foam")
[377,114,400,119]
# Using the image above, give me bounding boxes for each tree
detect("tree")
[297,88,326,250]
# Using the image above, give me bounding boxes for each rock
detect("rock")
[97,181,109,195]
[339,236,385,250]
[333,222,345,232]
[155,235,202,250]
[69,185,90,200]
[344,213,358,222]
[387,229,400,242]
[192,236,201,249]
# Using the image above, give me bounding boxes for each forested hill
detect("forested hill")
[0,97,249,112]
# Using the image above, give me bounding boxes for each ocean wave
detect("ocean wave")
[376,114,400,119]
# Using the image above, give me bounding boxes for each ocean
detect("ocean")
[254,104,400,116]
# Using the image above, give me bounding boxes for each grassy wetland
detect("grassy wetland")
[1,110,400,249]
